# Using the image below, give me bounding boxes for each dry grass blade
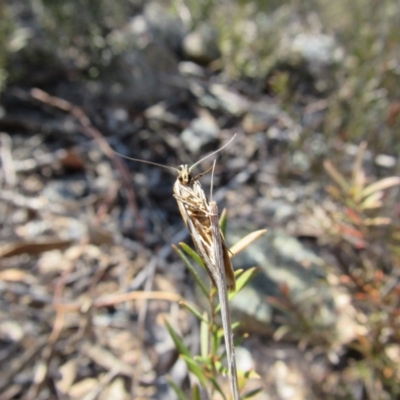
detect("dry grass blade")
[229,229,268,258]
[361,176,400,199]
[323,159,350,192]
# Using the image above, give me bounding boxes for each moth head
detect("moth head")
[177,165,192,185]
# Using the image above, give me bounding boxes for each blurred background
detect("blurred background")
[1,0,400,399]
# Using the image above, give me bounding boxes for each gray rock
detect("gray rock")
[101,12,187,107]
[144,1,186,53]
[278,27,343,92]
[375,154,396,168]
[180,116,219,154]
[182,23,221,65]
[228,229,334,334]
[209,84,250,116]
[291,33,338,70]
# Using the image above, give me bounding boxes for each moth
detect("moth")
[117,136,240,398]
[172,161,236,292]
[117,136,236,292]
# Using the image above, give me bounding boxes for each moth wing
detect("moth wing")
[173,181,189,227]
[186,213,218,288]
[221,238,236,292]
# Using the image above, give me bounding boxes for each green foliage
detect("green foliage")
[318,143,400,398]
[173,0,400,153]
[315,0,400,149]
[2,0,141,85]
[31,0,137,72]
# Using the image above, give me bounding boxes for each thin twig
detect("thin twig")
[30,88,145,240]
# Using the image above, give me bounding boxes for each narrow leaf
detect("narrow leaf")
[361,191,383,210]
[212,323,221,355]
[193,355,213,368]
[173,244,209,297]
[180,355,208,387]
[229,230,267,257]
[324,159,350,192]
[179,242,205,267]
[231,267,259,298]
[242,388,264,399]
[164,319,191,358]
[351,141,367,193]
[243,370,261,379]
[364,217,392,226]
[192,385,201,400]
[167,378,189,400]
[181,301,207,323]
[200,312,209,359]
[361,176,400,199]
[219,208,228,235]
[216,321,241,339]
[215,267,258,312]
[208,375,227,400]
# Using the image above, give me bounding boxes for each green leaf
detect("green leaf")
[193,355,212,366]
[165,319,191,358]
[179,242,205,267]
[167,377,189,400]
[231,321,241,331]
[192,385,201,400]
[181,301,207,323]
[200,312,210,359]
[181,354,208,387]
[211,323,222,355]
[173,244,209,297]
[242,387,264,399]
[232,267,259,296]
[217,321,240,341]
[234,331,247,348]
[214,267,258,313]
[219,208,228,236]
[208,375,227,400]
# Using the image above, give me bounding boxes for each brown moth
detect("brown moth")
[116,136,236,291]
[172,162,236,292]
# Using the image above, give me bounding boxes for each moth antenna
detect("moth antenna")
[114,150,179,173]
[192,165,214,182]
[210,159,217,202]
[189,134,236,172]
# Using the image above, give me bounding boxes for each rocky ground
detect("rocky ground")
[1,1,400,400]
